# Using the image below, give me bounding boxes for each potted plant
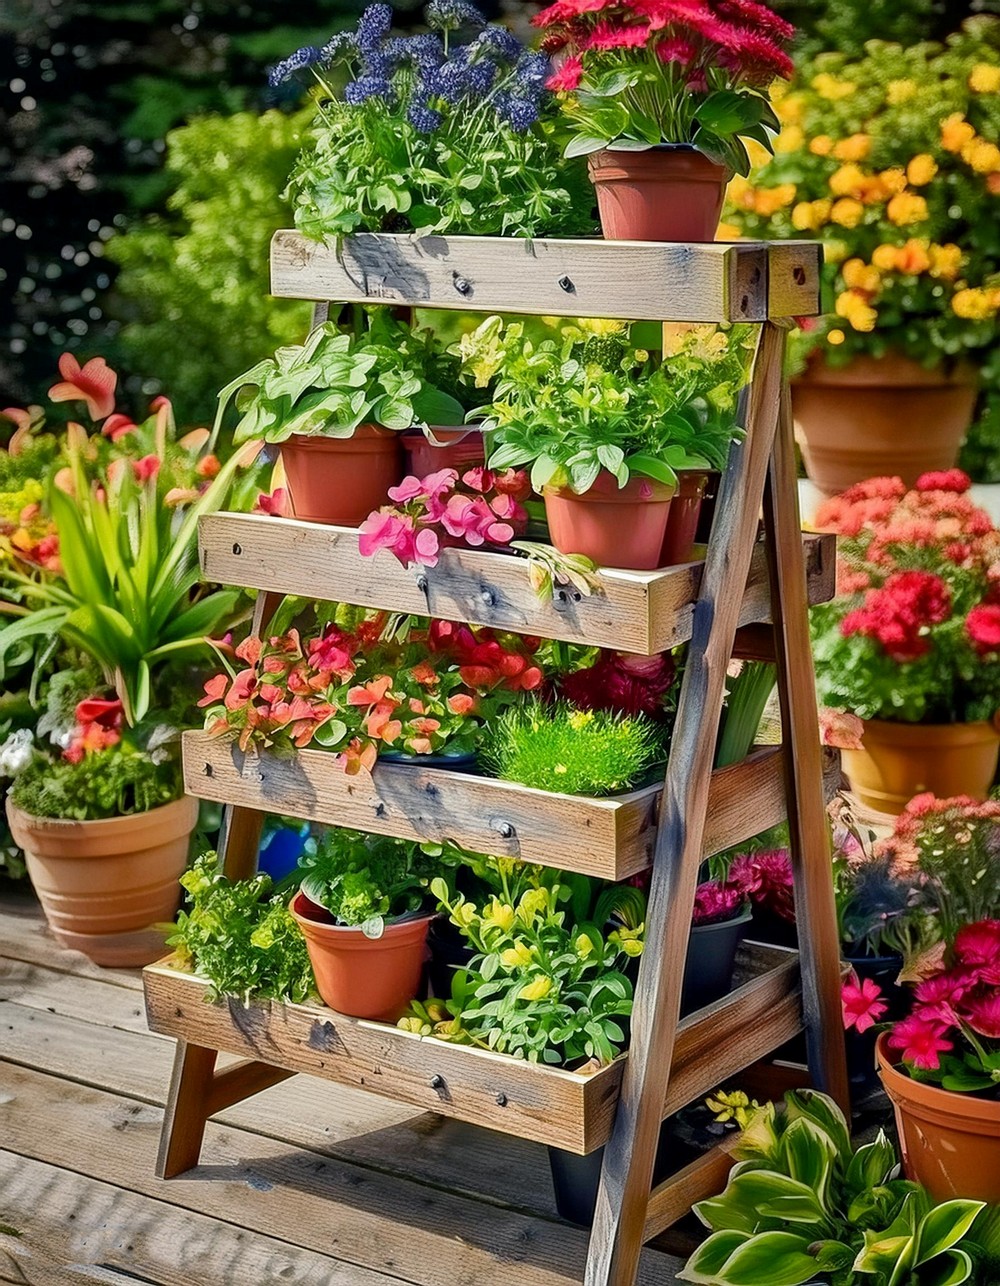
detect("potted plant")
[216,313,466,526]
[476,320,749,569]
[271,2,594,242]
[290,828,443,1020]
[535,0,793,241]
[724,22,1000,492]
[812,472,1000,811]
[680,1087,989,1285]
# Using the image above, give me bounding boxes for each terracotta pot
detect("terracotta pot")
[280,425,404,525]
[842,717,1000,814]
[7,795,198,967]
[877,1032,1000,1202]
[544,471,676,571]
[792,353,979,496]
[660,469,712,566]
[401,427,484,478]
[291,891,434,1021]
[588,146,730,243]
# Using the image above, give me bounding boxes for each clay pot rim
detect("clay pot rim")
[290,891,437,941]
[856,716,1000,746]
[588,143,731,177]
[283,423,402,449]
[797,352,979,390]
[6,794,196,855]
[876,1031,1000,1122]
[544,470,676,504]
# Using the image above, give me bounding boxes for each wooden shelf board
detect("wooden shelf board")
[269,231,822,322]
[183,737,827,877]
[199,513,835,656]
[143,942,801,1155]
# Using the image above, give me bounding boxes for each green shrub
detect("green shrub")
[10,747,180,821]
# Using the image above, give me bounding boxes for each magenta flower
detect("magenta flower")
[963,992,1000,1040]
[842,974,888,1034]
[954,920,1000,969]
[888,1013,953,1070]
[359,510,408,557]
[692,880,746,926]
[387,475,427,503]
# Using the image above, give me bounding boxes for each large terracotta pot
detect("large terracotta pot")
[660,469,713,566]
[877,1032,1000,1202]
[587,146,730,243]
[291,891,433,1021]
[7,795,198,967]
[544,471,676,571]
[842,717,1000,814]
[401,427,484,478]
[280,425,403,525]
[792,353,978,496]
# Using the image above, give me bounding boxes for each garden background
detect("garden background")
[4,0,1000,466]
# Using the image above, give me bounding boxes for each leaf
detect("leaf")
[565,135,611,159]
[312,719,348,748]
[694,90,764,136]
[159,590,241,646]
[48,484,113,604]
[702,1231,820,1286]
[784,1090,852,1161]
[628,452,677,486]
[915,1201,986,1266]
[915,1249,974,1286]
[779,1116,837,1198]
[410,386,466,427]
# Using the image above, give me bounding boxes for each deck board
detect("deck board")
[0,896,686,1285]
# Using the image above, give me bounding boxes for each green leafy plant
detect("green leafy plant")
[681,1088,986,1285]
[10,745,179,821]
[715,660,776,768]
[479,699,663,796]
[218,313,466,446]
[168,851,315,1004]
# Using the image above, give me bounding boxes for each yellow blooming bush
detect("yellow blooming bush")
[724,19,1000,387]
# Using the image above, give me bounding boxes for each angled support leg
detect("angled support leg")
[584,323,789,1286]
[156,590,287,1178]
[762,386,850,1112]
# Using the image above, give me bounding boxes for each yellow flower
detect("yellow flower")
[574,933,595,960]
[833,133,871,162]
[941,113,976,153]
[519,976,553,1002]
[871,244,900,271]
[842,258,881,293]
[620,938,643,958]
[929,243,964,280]
[500,941,534,968]
[970,63,1000,94]
[836,289,878,331]
[791,199,831,231]
[828,329,846,345]
[878,168,908,196]
[775,91,803,123]
[894,238,931,275]
[830,198,865,228]
[516,887,550,925]
[812,73,856,100]
[567,709,593,731]
[809,134,834,157]
[952,288,1000,321]
[715,221,742,240]
[484,899,516,933]
[823,239,851,265]
[829,163,866,197]
[887,192,929,226]
[967,140,1000,174]
[753,183,797,216]
[774,124,804,154]
[887,78,917,104]
[727,174,754,209]
[906,154,938,186]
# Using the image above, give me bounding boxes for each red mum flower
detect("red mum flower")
[588,19,652,48]
[717,27,794,84]
[546,53,584,91]
[915,468,971,494]
[954,920,1000,969]
[48,353,117,421]
[966,604,1000,655]
[713,0,794,41]
[887,1013,953,1070]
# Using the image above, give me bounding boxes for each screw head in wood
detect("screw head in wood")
[415,574,429,593]
[558,276,574,293]
[453,274,471,295]
[495,1092,507,1106]
[430,1074,445,1090]
[232,543,242,555]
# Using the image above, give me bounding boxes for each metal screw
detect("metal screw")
[204,763,213,778]
[558,275,574,293]
[495,1092,508,1106]
[415,574,429,593]
[495,821,515,840]
[479,588,496,607]
[232,543,242,555]
[453,274,471,295]
[430,1074,444,1090]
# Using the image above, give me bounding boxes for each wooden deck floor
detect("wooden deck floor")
[0,890,686,1286]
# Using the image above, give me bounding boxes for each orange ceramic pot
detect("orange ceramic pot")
[587,146,730,243]
[291,891,434,1021]
[7,795,197,967]
[280,425,404,525]
[660,469,713,566]
[877,1032,1000,1202]
[842,718,1000,815]
[401,428,485,478]
[544,471,676,571]
[792,353,978,496]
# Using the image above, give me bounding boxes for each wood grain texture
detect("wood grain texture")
[269,231,817,322]
[586,322,789,1286]
[764,241,824,320]
[142,943,799,1156]
[198,512,835,655]
[642,1137,740,1241]
[183,736,798,877]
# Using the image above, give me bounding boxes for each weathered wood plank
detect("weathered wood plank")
[642,1139,738,1242]
[0,1063,684,1286]
[0,890,141,990]
[269,231,819,322]
[765,241,824,322]
[0,1151,399,1286]
[198,512,835,655]
[182,738,806,877]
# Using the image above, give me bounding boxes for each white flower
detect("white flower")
[0,728,35,777]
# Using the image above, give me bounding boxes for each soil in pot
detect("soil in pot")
[280,425,404,526]
[401,428,485,478]
[587,146,730,243]
[843,718,1000,815]
[877,1031,1000,1202]
[290,891,434,1021]
[793,353,978,496]
[544,471,675,571]
[660,469,713,566]
[6,795,199,968]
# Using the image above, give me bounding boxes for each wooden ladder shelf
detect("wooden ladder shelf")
[146,231,849,1286]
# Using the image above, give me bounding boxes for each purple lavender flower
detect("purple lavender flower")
[425,0,486,33]
[463,59,497,96]
[321,31,358,63]
[502,96,539,133]
[407,101,444,133]
[475,26,522,62]
[344,75,396,105]
[430,60,469,104]
[357,3,394,53]
[513,51,548,90]
[401,33,446,70]
[267,45,323,87]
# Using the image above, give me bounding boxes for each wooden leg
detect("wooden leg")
[584,323,789,1286]
[156,1042,219,1178]
[762,385,850,1114]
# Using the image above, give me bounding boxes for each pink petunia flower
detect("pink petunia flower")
[842,974,888,1034]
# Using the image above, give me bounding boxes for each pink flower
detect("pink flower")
[101,413,136,442]
[359,510,408,558]
[692,880,746,926]
[255,488,288,517]
[954,920,1000,970]
[962,992,1000,1040]
[48,353,117,421]
[842,974,887,1034]
[199,673,229,707]
[915,469,971,494]
[818,707,865,750]
[133,454,161,482]
[888,1013,953,1069]
[966,604,1000,656]
[546,53,584,91]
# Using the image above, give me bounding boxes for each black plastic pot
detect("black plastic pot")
[378,749,479,769]
[426,918,474,999]
[682,906,753,1015]
[749,903,798,950]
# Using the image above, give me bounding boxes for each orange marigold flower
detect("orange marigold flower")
[886,192,929,226]
[941,113,976,153]
[906,154,938,186]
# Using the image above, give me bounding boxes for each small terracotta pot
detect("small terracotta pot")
[842,717,1000,815]
[401,427,484,478]
[7,795,198,967]
[544,471,676,570]
[587,146,731,243]
[291,891,434,1021]
[792,353,979,496]
[280,425,404,526]
[660,469,712,566]
[877,1032,1000,1202]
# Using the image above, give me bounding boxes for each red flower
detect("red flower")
[75,697,124,729]
[962,992,1000,1040]
[101,413,136,442]
[588,19,652,48]
[966,604,1000,656]
[887,1013,953,1070]
[954,920,1000,970]
[842,974,887,1034]
[199,674,229,707]
[716,27,793,84]
[546,53,584,91]
[655,34,697,64]
[714,0,794,40]
[255,488,288,517]
[48,353,117,421]
[915,469,971,494]
[559,649,676,717]
[133,454,161,483]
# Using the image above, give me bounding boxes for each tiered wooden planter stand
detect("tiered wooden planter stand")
[145,231,849,1286]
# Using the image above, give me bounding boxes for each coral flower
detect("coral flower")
[48,353,117,421]
[546,53,584,91]
[133,454,161,483]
